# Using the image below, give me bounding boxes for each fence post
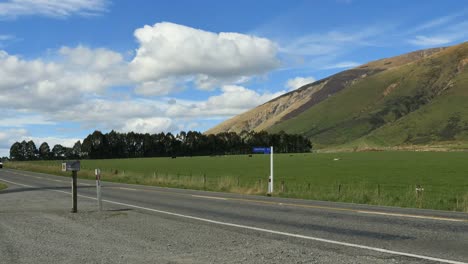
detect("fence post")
[281,180,285,192]
[203,174,206,189]
[338,184,341,194]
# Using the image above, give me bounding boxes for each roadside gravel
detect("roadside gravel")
[0,183,432,264]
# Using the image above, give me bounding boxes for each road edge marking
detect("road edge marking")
[192,195,228,200]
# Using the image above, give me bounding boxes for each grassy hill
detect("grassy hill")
[208,42,468,150]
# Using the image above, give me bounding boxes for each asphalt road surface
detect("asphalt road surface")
[1,168,467,264]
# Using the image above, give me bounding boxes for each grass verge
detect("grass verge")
[5,151,468,212]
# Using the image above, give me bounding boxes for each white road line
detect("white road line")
[0,177,466,264]
[118,187,138,191]
[0,178,34,188]
[192,195,227,200]
[357,211,466,223]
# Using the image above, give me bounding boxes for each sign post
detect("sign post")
[95,169,102,211]
[252,146,274,196]
[269,146,273,195]
[62,161,80,213]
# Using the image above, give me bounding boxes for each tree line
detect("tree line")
[9,130,312,161]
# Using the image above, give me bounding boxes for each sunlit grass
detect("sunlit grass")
[6,151,468,212]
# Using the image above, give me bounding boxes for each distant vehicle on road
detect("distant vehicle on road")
[0,161,3,168]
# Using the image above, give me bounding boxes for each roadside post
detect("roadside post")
[252,146,274,196]
[62,161,80,213]
[95,168,102,211]
[270,146,274,194]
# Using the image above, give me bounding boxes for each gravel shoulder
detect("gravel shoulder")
[0,182,438,264]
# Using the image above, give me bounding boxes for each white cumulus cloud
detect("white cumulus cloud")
[0,46,127,111]
[129,22,279,90]
[0,128,28,148]
[119,117,176,134]
[285,76,316,91]
[166,85,286,118]
[134,78,185,96]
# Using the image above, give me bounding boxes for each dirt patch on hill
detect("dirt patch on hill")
[383,82,399,97]
[458,57,468,73]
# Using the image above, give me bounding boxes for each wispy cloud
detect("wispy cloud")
[407,20,468,47]
[322,61,360,70]
[408,36,452,46]
[279,27,382,56]
[405,11,468,47]
[0,0,109,19]
[0,34,14,41]
[406,10,468,34]
[0,115,55,127]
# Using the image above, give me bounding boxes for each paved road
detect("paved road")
[0,168,467,264]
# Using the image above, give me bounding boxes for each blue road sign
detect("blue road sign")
[252,147,271,154]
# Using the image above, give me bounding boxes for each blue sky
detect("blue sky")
[0,0,467,156]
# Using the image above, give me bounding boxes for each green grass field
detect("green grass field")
[6,151,468,212]
[0,182,7,191]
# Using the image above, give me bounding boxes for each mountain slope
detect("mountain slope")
[207,42,468,149]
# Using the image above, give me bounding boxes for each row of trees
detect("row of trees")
[9,130,312,161]
[9,140,82,161]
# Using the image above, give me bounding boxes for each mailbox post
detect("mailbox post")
[62,161,80,213]
[72,170,77,213]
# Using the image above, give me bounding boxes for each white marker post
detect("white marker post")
[268,146,274,195]
[95,168,102,211]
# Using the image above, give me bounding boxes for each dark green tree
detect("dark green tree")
[38,142,51,160]
[9,142,24,161]
[51,144,67,159]
[71,141,82,159]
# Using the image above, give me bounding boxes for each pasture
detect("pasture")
[6,151,468,212]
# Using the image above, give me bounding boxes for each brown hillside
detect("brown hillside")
[206,46,447,135]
